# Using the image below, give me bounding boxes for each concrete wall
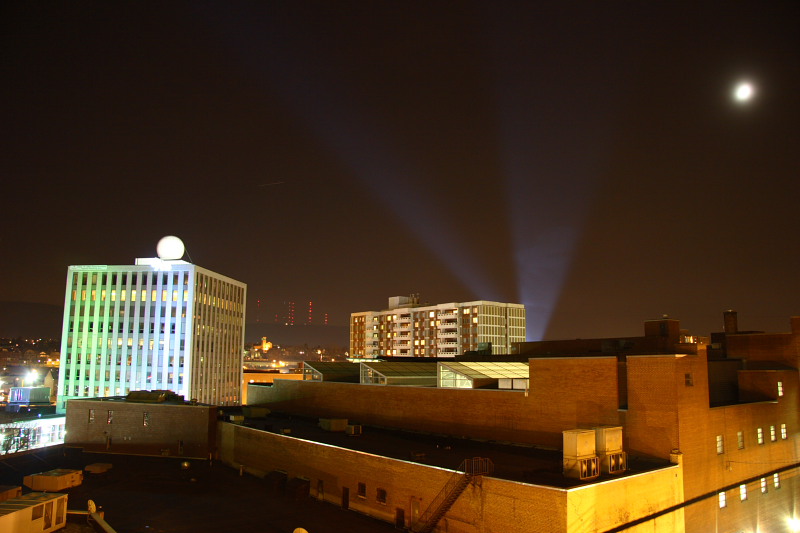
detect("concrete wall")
[217,422,683,533]
[65,399,216,458]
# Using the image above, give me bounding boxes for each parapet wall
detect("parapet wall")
[217,422,683,533]
[248,356,621,449]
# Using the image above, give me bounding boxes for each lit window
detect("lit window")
[737,431,744,449]
[739,484,747,501]
[770,425,777,442]
[781,423,787,439]
[757,427,764,444]
[774,473,781,489]
[760,477,767,493]
[718,491,726,508]
[777,381,784,397]
[429,311,434,318]
[143,412,150,427]
[716,435,724,454]
[107,410,113,424]
[88,409,95,423]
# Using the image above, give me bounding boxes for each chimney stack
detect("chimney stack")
[723,309,738,334]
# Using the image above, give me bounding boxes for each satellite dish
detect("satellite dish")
[88,500,97,513]
[156,236,185,260]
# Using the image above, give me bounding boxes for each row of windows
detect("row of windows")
[719,474,781,507]
[72,272,190,287]
[68,338,187,350]
[89,409,152,427]
[73,289,190,303]
[69,320,186,334]
[716,424,788,453]
[357,482,387,504]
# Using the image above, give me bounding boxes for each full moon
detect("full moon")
[733,81,755,103]
[157,236,185,260]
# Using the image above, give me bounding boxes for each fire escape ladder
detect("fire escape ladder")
[410,457,493,533]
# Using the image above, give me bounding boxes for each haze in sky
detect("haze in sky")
[2,2,798,341]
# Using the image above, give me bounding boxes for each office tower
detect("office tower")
[57,239,246,411]
[350,295,526,358]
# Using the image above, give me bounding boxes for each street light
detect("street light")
[25,370,38,386]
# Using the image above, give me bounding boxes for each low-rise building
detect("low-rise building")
[64,392,217,458]
[249,312,798,533]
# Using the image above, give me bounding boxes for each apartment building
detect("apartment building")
[350,295,526,358]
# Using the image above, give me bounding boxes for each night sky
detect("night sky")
[3,2,799,341]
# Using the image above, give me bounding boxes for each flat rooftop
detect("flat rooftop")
[0,447,397,533]
[243,412,671,488]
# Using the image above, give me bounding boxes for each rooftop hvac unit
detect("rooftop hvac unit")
[563,429,596,458]
[602,451,627,474]
[594,426,623,454]
[563,455,600,480]
[319,418,348,432]
[345,424,362,436]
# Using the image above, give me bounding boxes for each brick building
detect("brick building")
[65,393,217,458]
[246,312,798,533]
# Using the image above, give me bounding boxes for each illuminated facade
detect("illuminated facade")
[252,312,800,533]
[57,258,246,412]
[350,296,526,358]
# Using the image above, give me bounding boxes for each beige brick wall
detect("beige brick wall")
[248,357,621,449]
[218,423,683,533]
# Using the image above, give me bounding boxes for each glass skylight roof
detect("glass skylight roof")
[438,362,529,380]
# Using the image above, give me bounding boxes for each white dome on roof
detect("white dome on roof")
[156,236,185,260]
